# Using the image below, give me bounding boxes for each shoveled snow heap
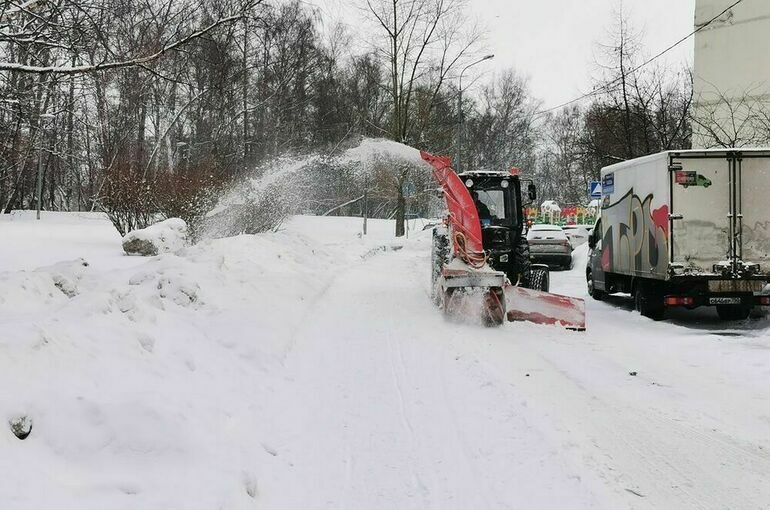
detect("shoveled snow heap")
[122,218,188,256]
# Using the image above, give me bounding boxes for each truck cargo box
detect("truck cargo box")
[599,149,770,281]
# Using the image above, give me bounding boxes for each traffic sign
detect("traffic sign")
[589,181,602,199]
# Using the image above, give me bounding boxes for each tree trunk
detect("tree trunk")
[395,169,407,237]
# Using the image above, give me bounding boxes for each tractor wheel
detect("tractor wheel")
[431,227,449,303]
[527,267,550,292]
[511,236,531,284]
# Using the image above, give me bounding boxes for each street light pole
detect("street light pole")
[455,54,494,172]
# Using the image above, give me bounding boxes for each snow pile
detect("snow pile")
[0,258,89,315]
[0,215,343,509]
[122,218,187,256]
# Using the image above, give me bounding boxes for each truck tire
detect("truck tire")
[587,270,605,301]
[634,282,665,320]
[716,304,751,321]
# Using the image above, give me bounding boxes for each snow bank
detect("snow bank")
[122,218,187,256]
[0,218,338,509]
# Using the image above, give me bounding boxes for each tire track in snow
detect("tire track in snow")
[386,332,433,502]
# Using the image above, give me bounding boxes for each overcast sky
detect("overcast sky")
[303,0,696,110]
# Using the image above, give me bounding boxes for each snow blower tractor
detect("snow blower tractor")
[422,151,585,329]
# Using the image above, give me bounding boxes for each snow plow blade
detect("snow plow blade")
[504,285,586,330]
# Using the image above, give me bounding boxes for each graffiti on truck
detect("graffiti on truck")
[601,190,669,275]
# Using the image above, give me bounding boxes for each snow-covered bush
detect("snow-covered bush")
[122,218,187,256]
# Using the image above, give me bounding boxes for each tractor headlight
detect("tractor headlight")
[501,180,509,188]
[465,179,474,188]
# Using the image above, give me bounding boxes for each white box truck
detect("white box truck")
[586,149,770,320]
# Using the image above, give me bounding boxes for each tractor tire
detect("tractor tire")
[716,304,751,321]
[511,236,531,284]
[634,281,665,320]
[527,266,550,292]
[431,226,449,303]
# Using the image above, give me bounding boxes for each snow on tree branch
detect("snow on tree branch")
[0,13,244,74]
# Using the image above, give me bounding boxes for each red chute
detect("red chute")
[420,151,483,255]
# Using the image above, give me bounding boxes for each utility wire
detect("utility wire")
[534,0,745,117]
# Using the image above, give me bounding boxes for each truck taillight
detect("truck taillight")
[664,296,695,307]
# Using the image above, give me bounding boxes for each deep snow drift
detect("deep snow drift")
[2,213,770,509]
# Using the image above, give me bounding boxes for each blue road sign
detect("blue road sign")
[602,173,614,194]
[589,181,602,199]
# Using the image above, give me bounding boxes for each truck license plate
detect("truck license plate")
[709,297,742,305]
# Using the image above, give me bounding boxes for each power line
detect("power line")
[534,0,745,117]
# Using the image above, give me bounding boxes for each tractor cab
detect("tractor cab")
[458,169,537,281]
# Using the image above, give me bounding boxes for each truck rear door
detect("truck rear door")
[669,154,731,273]
[670,151,770,275]
[738,156,770,269]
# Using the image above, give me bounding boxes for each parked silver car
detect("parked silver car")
[527,224,573,269]
[562,225,590,249]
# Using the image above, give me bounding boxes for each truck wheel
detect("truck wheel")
[587,270,605,301]
[716,304,751,321]
[634,283,665,320]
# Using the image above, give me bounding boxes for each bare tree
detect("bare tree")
[364,0,480,236]
[691,85,767,148]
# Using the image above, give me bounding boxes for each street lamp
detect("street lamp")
[455,54,494,172]
[36,113,56,220]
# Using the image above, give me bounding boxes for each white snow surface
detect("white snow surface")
[0,211,125,271]
[2,214,770,509]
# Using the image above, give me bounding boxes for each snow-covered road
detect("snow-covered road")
[2,214,770,509]
[266,225,770,509]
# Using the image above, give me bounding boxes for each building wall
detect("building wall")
[693,0,770,147]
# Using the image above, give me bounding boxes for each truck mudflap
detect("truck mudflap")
[504,285,586,330]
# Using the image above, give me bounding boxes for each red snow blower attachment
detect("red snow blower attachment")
[422,151,585,330]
